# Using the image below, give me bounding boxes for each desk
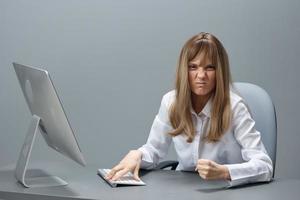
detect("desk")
[0,162,299,200]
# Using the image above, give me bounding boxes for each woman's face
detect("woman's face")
[188,52,216,100]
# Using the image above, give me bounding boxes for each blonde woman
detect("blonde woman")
[106,32,273,187]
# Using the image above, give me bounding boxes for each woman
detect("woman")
[106,32,273,187]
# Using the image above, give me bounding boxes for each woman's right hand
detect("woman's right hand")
[105,150,142,181]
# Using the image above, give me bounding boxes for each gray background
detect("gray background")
[0,0,299,179]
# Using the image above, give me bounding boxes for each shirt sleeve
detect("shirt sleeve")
[224,100,273,187]
[138,93,173,169]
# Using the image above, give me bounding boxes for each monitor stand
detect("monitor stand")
[14,115,68,188]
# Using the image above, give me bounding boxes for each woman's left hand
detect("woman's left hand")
[195,159,231,180]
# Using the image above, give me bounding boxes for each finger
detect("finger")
[207,160,217,167]
[201,173,219,180]
[106,169,117,179]
[195,163,201,171]
[133,161,141,181]
[106,165,123,179]
[195,165,209,171]
[197,165,209,172]
[111,168,130,181]
[197,161,210,169]
[198,159,210,165]
[198,159,217,168]
[199,168,221,180]
[198,171,207,179]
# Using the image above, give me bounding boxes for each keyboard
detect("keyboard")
[97,168,146,187]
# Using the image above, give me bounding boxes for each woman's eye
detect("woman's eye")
[188,64,197,70]
[205,65,215,71]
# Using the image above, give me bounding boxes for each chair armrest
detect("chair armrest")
[155,160,179,170]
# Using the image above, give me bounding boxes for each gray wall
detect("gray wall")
[1,0,299,179]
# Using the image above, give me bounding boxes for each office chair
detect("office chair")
[157,82,277,178]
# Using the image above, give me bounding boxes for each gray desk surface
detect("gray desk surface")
[0,162,299,200]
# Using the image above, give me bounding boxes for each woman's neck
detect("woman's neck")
[191,93,211,114]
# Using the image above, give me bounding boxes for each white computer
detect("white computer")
[13,63,86,188]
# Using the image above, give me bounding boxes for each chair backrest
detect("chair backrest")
[233,82,277,176]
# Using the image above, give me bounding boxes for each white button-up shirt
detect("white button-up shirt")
[138,90,273,187]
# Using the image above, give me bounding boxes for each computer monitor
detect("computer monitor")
[13,62,86,188]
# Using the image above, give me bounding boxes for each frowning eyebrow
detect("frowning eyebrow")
[206,64,216,68]
[188,62,215,67]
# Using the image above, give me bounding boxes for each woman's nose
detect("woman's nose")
[196,68,206,79]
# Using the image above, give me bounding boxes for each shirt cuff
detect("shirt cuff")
[224,163,272,187]
[224,163,252,187]
[138,146,155,169]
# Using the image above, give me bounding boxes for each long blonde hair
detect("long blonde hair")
[169,32,232,143]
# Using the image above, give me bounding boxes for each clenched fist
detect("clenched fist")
[195,159,231,180]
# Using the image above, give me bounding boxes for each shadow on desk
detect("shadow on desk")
[196,181,272,193]
[0,191,94,200]
[0,169,83,199]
